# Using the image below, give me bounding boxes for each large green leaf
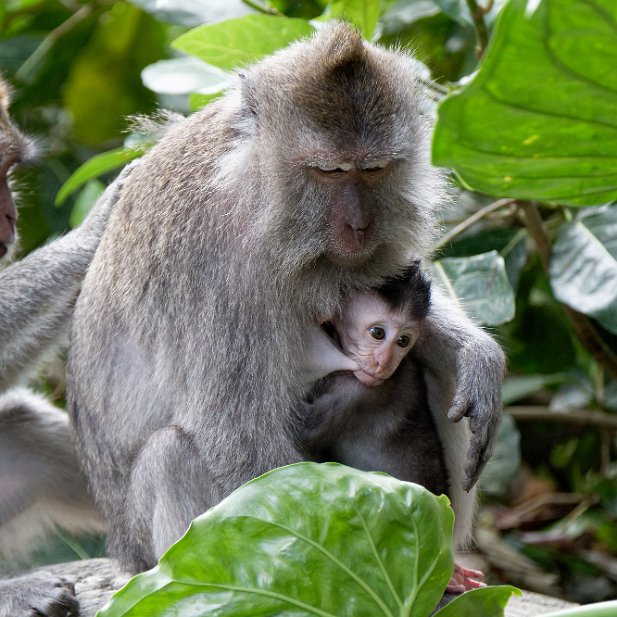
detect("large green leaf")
[549,204,617,334]
[98,463,457,617]
[433,0,617,206]
[172,14,315,71]
[431,251,515,326]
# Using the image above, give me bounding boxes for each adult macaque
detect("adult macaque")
[69,22,504,578]
[299,263,483,593]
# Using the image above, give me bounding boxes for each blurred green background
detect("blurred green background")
[2,0,616,605]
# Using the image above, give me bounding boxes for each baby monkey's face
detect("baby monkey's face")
[335,292,420,387]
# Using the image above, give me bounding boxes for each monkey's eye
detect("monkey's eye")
[315,163,353,177]
[362,160,390,171]
[396,334,411,348]
[369,326,386,340]
[318,168,346,176]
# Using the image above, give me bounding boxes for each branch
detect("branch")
[465,0,491,57]
[242,0,281,15]
[519,201,617,382]
[436,198,516,250]
[507,406,617,431]
[16,4,96,82]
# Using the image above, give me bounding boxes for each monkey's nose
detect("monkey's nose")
[351,227,366,244]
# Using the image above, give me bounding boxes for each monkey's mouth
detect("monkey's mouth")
[327,245,376,268]
[354,369,385,387]
[0,243,7,259]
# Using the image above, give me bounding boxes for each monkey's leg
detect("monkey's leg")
[0,389,103,563]
[120,425,221,573]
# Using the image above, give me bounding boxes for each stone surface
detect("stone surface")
[16,558,578,616]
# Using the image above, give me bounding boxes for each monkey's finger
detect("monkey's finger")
[447,400,470,423]
[462,436,493,490]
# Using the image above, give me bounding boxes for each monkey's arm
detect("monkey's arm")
[300,324,359,389]
[415,286,505,491]
[0,163,135,391]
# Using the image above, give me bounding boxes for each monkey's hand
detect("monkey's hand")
[448,335,505,492]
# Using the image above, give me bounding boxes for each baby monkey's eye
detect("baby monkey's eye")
[369,326,386,340]
[396,334,411,348]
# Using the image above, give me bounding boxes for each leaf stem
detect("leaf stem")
[242,0,281,15]
[435,198,516,250]
[465,0,491,56]
[519,201,617,382]
[15,3,97,83]
[507,406,617,431]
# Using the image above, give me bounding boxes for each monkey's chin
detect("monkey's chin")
[327,247,375,268]
[354,370,385,387]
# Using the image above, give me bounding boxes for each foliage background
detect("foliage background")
[1,0,616,605]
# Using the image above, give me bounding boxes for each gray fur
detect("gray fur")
[69,23,504,575]
[0,164,135,390]
[0,573,79,617]
[0,389,104,562]
[301,357,450,495]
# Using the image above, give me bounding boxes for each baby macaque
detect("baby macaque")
[299,262,484,594]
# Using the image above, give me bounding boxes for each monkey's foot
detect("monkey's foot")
[445,563,485,594]
[0,573,79,617]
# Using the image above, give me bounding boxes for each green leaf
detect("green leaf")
[63,3,163,146]
[431,0,472,26]
[433,0,617,206]
[172,14,315,71]
[323,0,381,40]
[502,374,567,405]
[479,413,521,496]
[141,57,229,96]
[431,251,515,326]
[434,585,522,616]
[189,91,224,111]
[380,0,440,34]
[128,0,255,27]
[549,204,617,334]
[69,179,105,227]
[98,463,457,617]
[55,148,142,206]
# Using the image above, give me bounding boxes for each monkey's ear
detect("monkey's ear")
[236,72,258,136]
[238,72,257,117]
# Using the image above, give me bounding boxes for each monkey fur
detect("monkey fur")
[69,23,504,575]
